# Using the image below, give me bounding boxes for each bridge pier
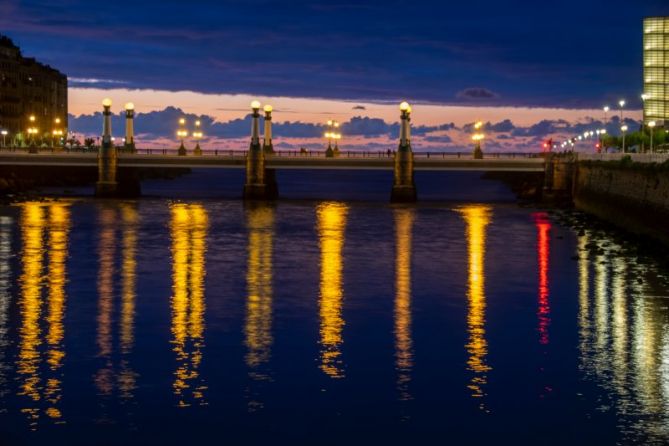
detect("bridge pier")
[96,98,119,197]
[542,153,574,205]
[244,101,275,200]
[391,102,417,203]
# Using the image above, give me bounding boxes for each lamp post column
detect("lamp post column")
[263,105,274,154]
[124,102,136,153]
[391,101,417,203]
[244,100,272,200]
[96,98,118,197]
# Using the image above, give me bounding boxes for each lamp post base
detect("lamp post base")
[193,143,202,156]
[178,142,187,156]
[95,181,119,198]
[390,185,417,203]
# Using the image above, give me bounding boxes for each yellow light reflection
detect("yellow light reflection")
[17,203,46,428]
[170,203,208,408]
[44,204,69,421]
[119,204,138,399]
[317,202,347,378]
[458,205,492,409]
[244,206,275,375]
[94,207,116,396]
[17,202,71,428]
[244,205,275,411]
[578,232,669,443]
[394,208,414,401]
[0,216,11,398]
[577,234,591,362]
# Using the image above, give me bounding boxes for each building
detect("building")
[0,34,67,144]
[643,17,669,127]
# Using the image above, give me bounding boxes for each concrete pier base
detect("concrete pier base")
[391,185,417,203]
[95,181,119,198]
[243,184,272,200]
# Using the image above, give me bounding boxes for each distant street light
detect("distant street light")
[325,119,340,157]
[621,125,628,153]
[0,130,7,147]
[641,94,649,152]
[618,99,625,122]
[177,117,188,155]
[649,121,656,153]
[193,119,203,155]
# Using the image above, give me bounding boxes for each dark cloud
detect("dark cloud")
[423,135,453,143]
[1,0,663,107]
[456,88,499,101]
[352,105,366,110]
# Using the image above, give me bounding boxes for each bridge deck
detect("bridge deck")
[0,152,546,172]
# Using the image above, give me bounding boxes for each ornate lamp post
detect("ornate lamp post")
[472,121,484,159]
[177,118,188,156]
[124,102,136,153]
[332,121,341,156]
[243,100,270,199]
[193,120,203,155]
[263,105,273,154]
[390,101,416,202]
[325,119,334,157]
[96,97,118,196]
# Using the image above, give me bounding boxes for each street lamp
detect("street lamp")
[0,130,7,148]
[325,119,339,157]
[52,117,63,148]
[641,94,649,152]
[177,117,188,155]
[193,119,203,155]
[618,99,625,122]
[621,125,628,153]
[124,102,136,152]
[649,121,656,153]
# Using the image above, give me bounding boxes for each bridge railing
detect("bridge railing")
[0,146,546,160]
[577,153,669,163]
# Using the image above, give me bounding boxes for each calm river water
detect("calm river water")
[0,170,668,445]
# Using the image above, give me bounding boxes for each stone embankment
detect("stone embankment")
[573,158,669,246]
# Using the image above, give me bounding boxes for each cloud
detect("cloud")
[352,105,366,110]
[67,105,643,153]
[456,87,499,101]
[69,77,127,85]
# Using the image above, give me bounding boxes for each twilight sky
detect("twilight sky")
[1,0,665,150]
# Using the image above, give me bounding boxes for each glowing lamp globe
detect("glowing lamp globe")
[102,98,112,107]
[399,101,410,111]
[251,100,261,110]
[125,102,134,111]
[264,104,273,113]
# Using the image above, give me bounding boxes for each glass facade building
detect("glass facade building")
[643,17,669,126]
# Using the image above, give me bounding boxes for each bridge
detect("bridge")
[0,100,571,201]
[0,149,547,172]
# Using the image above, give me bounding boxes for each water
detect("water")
[0,170,668,445]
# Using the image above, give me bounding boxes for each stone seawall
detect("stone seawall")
[574,161,669,246]
[0,165,190,199]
